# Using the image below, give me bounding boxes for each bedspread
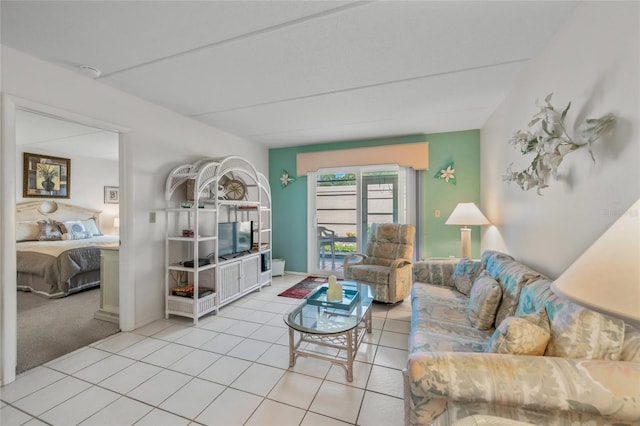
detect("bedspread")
[17,236,119,296]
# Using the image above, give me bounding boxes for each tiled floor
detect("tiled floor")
[1,274,410,426]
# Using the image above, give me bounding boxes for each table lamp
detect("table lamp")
[445,202,490,258]
[552,198,640,326]
[113,217,120,228]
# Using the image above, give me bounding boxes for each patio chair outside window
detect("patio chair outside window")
[318,226,336,270]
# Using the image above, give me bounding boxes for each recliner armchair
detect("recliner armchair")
[343,223,415,303]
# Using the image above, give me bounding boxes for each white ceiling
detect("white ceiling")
[2,1,579,149]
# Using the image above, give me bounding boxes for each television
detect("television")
[218,221,253,259]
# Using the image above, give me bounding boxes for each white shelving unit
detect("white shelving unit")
[165,156,271,324]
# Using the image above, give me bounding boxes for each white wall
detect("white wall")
[16,152,120,234]
[2,46,268,328]
[481,2,639,278]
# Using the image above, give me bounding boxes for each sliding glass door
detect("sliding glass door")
[308,165,412,277]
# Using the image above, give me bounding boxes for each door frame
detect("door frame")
[0,95,133,385]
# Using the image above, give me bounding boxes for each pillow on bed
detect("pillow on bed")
[37,219,63,241]
[58,220,87,235]
[81,217,102,236]
[62,231,92,240]
[16,221,41,242]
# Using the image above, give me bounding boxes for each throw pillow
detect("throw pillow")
[59,220,87,235]
[485,308,551,355]
[62,231,91,240]
[37,219,62,241]
[81,217,102,236]
[16,221,41,242]
[544,296,625,360]
[453,257,485,295]
[468,270,503,330]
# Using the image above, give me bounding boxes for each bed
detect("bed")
[16,201,119,298]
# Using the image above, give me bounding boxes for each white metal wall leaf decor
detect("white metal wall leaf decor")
[280,169,297,188]
[434,161,456,185]
[503,93,615,195]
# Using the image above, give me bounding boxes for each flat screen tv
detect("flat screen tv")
[218,221,253,258]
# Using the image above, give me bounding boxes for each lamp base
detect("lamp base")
[460,227,471,258]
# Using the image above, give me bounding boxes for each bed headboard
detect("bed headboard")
[16,201,103,226]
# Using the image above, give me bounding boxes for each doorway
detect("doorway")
[308,165,412,276]
[1,95,132,386]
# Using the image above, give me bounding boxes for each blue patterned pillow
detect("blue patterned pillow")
[453,257,485,295]
[468,271,503,330]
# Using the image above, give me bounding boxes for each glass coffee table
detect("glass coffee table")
[283,281,374,382]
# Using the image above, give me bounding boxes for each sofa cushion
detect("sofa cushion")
[346,264,389,285]
[453,258,485,295]
[410,327,489,353]
[515,279,554,316]
[468,271,503,330]
[486,309,551,355]
[413,259,458,287]
[480,250,515,271]
[620,325,640,362]
[545,296,625,360]
[486,258,544,326]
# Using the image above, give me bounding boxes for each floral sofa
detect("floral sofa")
[403,250,640,426]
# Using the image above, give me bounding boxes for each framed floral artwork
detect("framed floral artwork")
[23,152,70,198]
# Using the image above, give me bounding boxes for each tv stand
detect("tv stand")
[165,156,272,324]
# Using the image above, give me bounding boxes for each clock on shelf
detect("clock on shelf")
[224,179,246,200]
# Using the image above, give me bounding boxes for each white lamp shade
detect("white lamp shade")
[113,217,120,228]
[551,198,640,325]
[445,202,490,226]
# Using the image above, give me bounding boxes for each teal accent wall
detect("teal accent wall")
[269,130,480,273]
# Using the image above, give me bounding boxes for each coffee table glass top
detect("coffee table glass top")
[284,281,374,334]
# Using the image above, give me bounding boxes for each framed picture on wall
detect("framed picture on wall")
[104,186,120,204]
[23,152,70,198]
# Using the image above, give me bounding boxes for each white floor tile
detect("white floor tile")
[366,365,404,398]
[249,324,287,343]
[99,361,162,394]
[79,396,152,426]
[195,388,262,426]
[383,319,411,334]
[158,378,225,420]
[224,320,262,337]
[289,355,332,379]
[39,385,120,426]
[174,328,219,348]
[378,330,409,350]
[127,369,192,406]
[356,391,404,426]
[0,367,66,402]
[244,309,278,324]
[373,346,408,370]
[363,328,382,345]
[22,418,49,426]
[231,363,285,396]
[151,324,194,342]
[199,333,244,354]
[91,332,145,353]
[219,306,255,320]
[132,320,174,337]
[167,349,221,376]
[142,342,194,367]
[135,408,191,426]
[268,372,323,409]
[309,380,365,424]
[226,338,272,361]
[13,376,91,415]
[197,315,236,332]
[300,411,352,426]
[256,343,291,369]
[0,404,33,425]
[44,347,110,374]
[325,361,372,389]
[245,399,305,426]
[197,355,251,385]
[73,354,135,383]
[117,337,169,360]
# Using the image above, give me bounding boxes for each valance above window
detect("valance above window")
[296,142,428,176]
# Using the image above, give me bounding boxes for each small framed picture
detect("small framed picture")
[104,186,120,204]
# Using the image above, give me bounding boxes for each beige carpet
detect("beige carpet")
[17,288,120,374]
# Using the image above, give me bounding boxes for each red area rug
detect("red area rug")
[277,276,331,299]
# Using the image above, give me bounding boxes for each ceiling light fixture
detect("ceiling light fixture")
[79,64,102,79]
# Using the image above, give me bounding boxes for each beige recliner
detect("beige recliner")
[343,223,415,303]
